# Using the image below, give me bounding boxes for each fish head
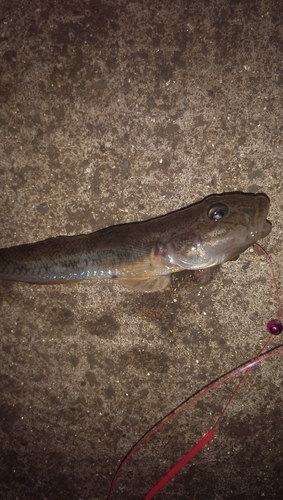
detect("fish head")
[167,192,271,270]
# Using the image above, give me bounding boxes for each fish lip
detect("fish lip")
[252,194,271,240]
[259,219,272,239]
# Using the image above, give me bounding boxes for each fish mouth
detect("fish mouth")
[259,219,272,239]
[205,193,272,266]
[251,194,271,241]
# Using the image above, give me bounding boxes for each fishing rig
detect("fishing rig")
[107,243,282,499]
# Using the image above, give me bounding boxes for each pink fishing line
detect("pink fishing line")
[143,431,215,500]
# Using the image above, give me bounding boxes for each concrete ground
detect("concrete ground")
[0,0,282,499]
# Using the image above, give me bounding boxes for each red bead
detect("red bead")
[267,319,283,335]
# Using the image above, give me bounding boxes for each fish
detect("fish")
[0,192,271,292]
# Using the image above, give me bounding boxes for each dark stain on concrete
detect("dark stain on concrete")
[85,314,120,338]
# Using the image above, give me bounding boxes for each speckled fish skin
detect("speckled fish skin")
[0,192,271,292]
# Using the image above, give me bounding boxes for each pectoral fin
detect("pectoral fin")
[116,274,171,292]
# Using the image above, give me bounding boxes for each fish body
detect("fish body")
[0,192,271,292]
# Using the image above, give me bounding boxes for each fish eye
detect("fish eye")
[207,203,229,221]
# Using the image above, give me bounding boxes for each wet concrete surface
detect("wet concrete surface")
[0,0,283,499]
